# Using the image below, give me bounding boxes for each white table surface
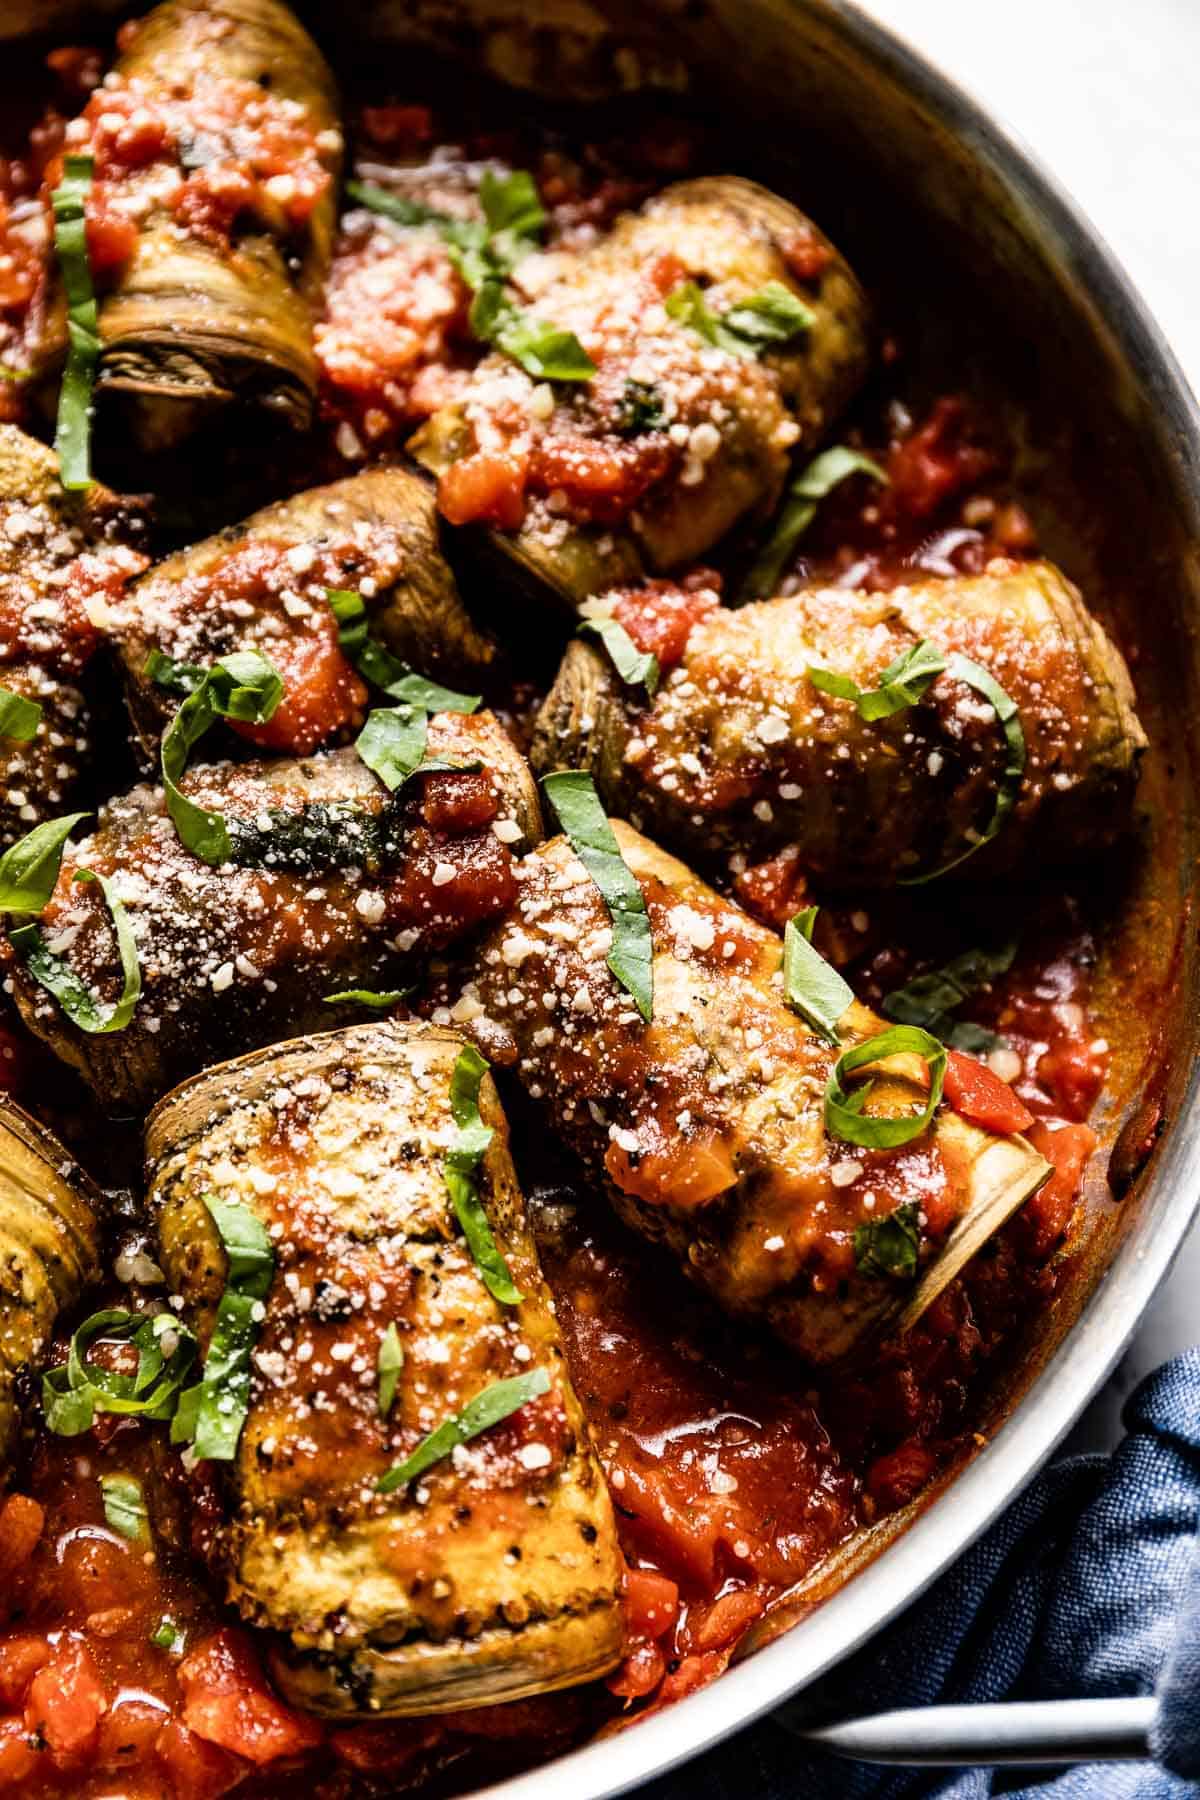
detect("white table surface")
[863,0,1200,1450]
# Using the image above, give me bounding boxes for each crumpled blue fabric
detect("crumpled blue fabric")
[641,1348,1200,1799]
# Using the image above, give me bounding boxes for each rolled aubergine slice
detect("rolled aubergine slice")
[533,559,1148,884]
[0,425,146,849]
[74,0,341,452]
[0,1099,101,1467]
[146,1019,624,1714]
[411,176,870,606]
[112,465,498,761]
[8,717,541,1114]
[458,826,1051,1365]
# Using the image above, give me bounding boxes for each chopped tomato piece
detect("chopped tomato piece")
[1018,1121,1097,1260]
[155,1719,248,1800]
[866,1438,937,1512]
[605,1130,737,1210]
[657,1648,728,1704]
[624,1567,679,1641]
[529,434,675,524]
[610,578,721,670]
[25,1639,106,1762]
[608,1638,667,1701]
[885,397,994,522]
[1035,1036,1107,1122]
[84,197,138,274]
[438,448,530,529]
[689,1585,764,1652]
[360,105,435,148]
[943,1050,1034,1135]
[0,1637,50,1709]
[733,844,808,933]
[98,1696,167,1771]
[0,1716,38,1788]
[0,1496,44,1583]
[179,1629,324,1766]
[233,616,366,756]
[419,771,499,833]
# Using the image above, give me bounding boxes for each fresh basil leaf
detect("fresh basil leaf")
[377,1322,403,1420]
[355,705,430,791]
[151,1615,183,1652]
[376,1366,550,1494]
[0,687,41,742]
[51,154,99,491]
[11,866,141,1033]
[328,590,480,713]
[854,1199,921,1279]
[900,655,1026,884]
[542,770,653,1021]
[145,648,207,695]
[615,378,666,436]
[809,637,949,722]
[100,1472,151,1544]
[323,988,408,1009]
[159,650,284,864]
[946,1020,1006,1056]
[882,941,1018,1042]
[578,615,659,698]
[0,811,88,914]
[783,905,853,1046]
[172,1197,274,1462]
[479,167,545,266]
[825,1024,948,1150]
[741,445,888,601]
[345,179,448,230]
[442,1043,520,1306]
[42,1308,198,1436]
[494,313,596,382]
[722,280,815,346]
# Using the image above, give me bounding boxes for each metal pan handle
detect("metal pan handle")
[790,1696,1157,1767]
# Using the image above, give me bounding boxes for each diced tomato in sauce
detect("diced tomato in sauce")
[232,615,366,757]
[178,1630,324,1766]
[943,1050,1034,1135]
[438,448,530,530]
[610,576,721,670]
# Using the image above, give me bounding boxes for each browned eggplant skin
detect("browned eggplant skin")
[94,0,342,451]
[411,176,871,606]
[147,1020,624,1715]
[533,560,1148,884]
[0,1099,102,1468]
[111,465,498,761]
[456,826,1047,1364]
[7,718,542,1115]
[0,426,145,849]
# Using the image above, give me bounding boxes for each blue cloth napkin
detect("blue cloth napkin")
[642,1348,1200,1798]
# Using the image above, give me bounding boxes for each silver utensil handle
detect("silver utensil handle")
[792,1696,1157,1766]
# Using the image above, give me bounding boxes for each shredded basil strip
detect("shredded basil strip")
[158,649,284,864]
[328,589,480,712]
[578,615,659,699]
[172,1197,273,1462]
[900,654,1026,884]
[444,1044,520,1305]
[347,174,594,381]
[666,279,814,358]
[378,1322,403,1420]
[354,706,474,793]
[50,154,99,491]
[42,1308,198,1437]
[11,867,141,1034]
[825,1024,948,1150]
[0,687,41,742]
[854,1199,921,1279]
[741,446,888,602]
[376,1367,550,1494]
[323,988,408,1009]
[783,905,853,1046]
[809,638,948,722]
[151,1616,182,1652]
[145,648,208,695]
[0,811,88,914]
[100,1472,151,1544]
[542,770,653,1021]
[882,940,1018,1054]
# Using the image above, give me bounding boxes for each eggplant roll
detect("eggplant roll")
[77,0,341,452]
[456,826,1050,1364]
[146,1020,623,1714]
[0,1100,101,1467]
[411,177,870,606]
[112,465,497,761]
[8,716,541,1114]
[533,560,1148,884]
[0,424,146,850]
